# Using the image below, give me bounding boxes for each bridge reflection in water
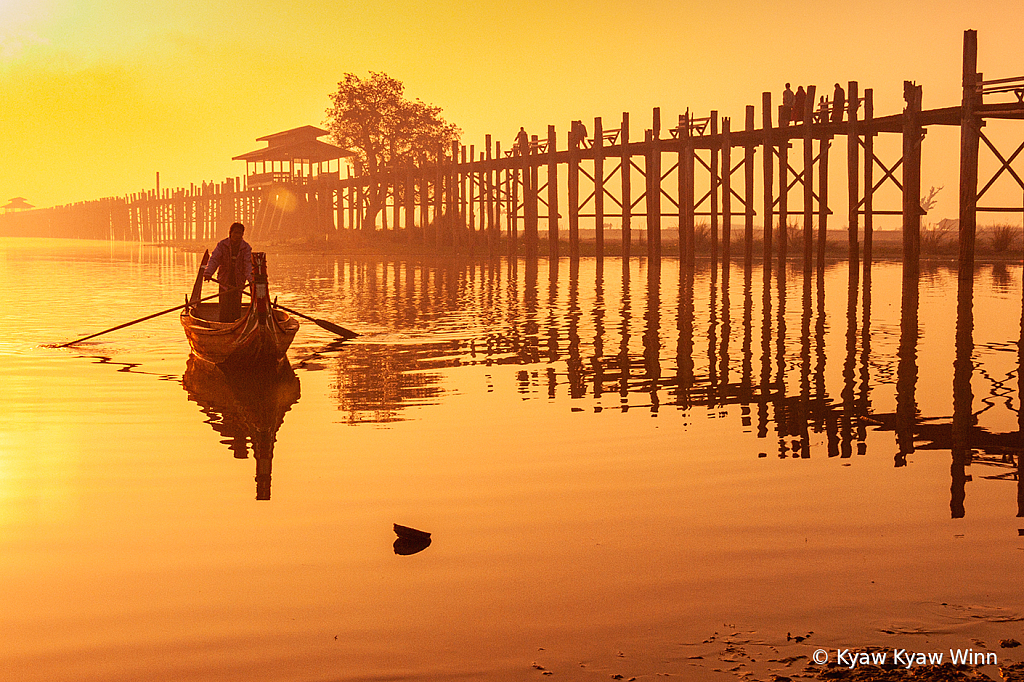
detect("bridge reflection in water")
[194,255,1024,519]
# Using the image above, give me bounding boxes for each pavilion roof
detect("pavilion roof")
[233,126,354,163]
[3,197,34,210]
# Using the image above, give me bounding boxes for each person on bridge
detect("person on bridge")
[571,120,589,148]
[792,86,806,123]
[204,221,253,322]
[515,127,529,155]
[831,83,846,123]
[782,83,795,125]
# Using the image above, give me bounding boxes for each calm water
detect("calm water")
[2,238,1024,681]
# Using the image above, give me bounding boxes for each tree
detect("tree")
[325,72,460,229]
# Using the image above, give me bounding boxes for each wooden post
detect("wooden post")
[958,29,980,284]
[902,80,923,274]
[762,93,774,270]
[681,112,695,267]
[620,112,631,259]
[594,116,605,260]
[495,141,503,254]
[477,150,485,251]
[418,161,428,243]
[744,105,755,270]
[778,105,789,268]
[175,189,185,241]
[803,85,816,270]
[450,140,459,251]
[863,89,874,270]
[510,147,519,257]
[485,135,494,256]
[525,135,539,258]
[548,124,559,259]
[721,116,732,267]
[710,111,719,269]
[435,147,444,248]
[817,135,830,272]
[468,144,475,249]
[647,107,662,261]
[847,80,860,262]
[568,124,580,258]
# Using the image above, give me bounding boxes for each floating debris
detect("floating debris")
[393,524,431,555]
[393,524,431,541]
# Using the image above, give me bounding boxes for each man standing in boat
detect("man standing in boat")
[204,222,253,322]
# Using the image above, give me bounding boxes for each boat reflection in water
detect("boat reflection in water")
[182,356,301,500]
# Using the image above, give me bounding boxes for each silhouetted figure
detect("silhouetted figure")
[205,222,253,322]
[793,86,806,123]
[571,120,589,148]
[831,83,846,123]
[515,127,529,155]
[782,83,795,125]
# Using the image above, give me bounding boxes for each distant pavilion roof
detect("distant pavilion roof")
[2,197,34,210]
[232,125,354,163]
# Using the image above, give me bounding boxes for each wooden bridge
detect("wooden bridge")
[3,30,1022,278]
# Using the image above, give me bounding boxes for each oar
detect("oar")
[207,276,358,340]
[55,287,242,348]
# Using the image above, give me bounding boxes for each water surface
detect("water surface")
[2,238,1024,681]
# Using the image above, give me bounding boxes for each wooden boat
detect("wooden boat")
[180,251,299,367]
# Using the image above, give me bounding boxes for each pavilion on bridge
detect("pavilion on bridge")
[233,126,353,189]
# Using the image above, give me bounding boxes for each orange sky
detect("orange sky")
[2,0,1022,222]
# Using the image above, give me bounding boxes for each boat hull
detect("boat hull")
[181,302,299,368]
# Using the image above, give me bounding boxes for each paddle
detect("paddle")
[206,275,358,340]
[55,287,243,348]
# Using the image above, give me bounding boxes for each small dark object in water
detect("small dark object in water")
[394,524,430,541]
[393,524,431,555]
[393,536,431,555]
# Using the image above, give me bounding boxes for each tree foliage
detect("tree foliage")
[326,72,459,173]
[325,72,460,228]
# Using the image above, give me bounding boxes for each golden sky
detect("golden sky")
[2,0,1022,218]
